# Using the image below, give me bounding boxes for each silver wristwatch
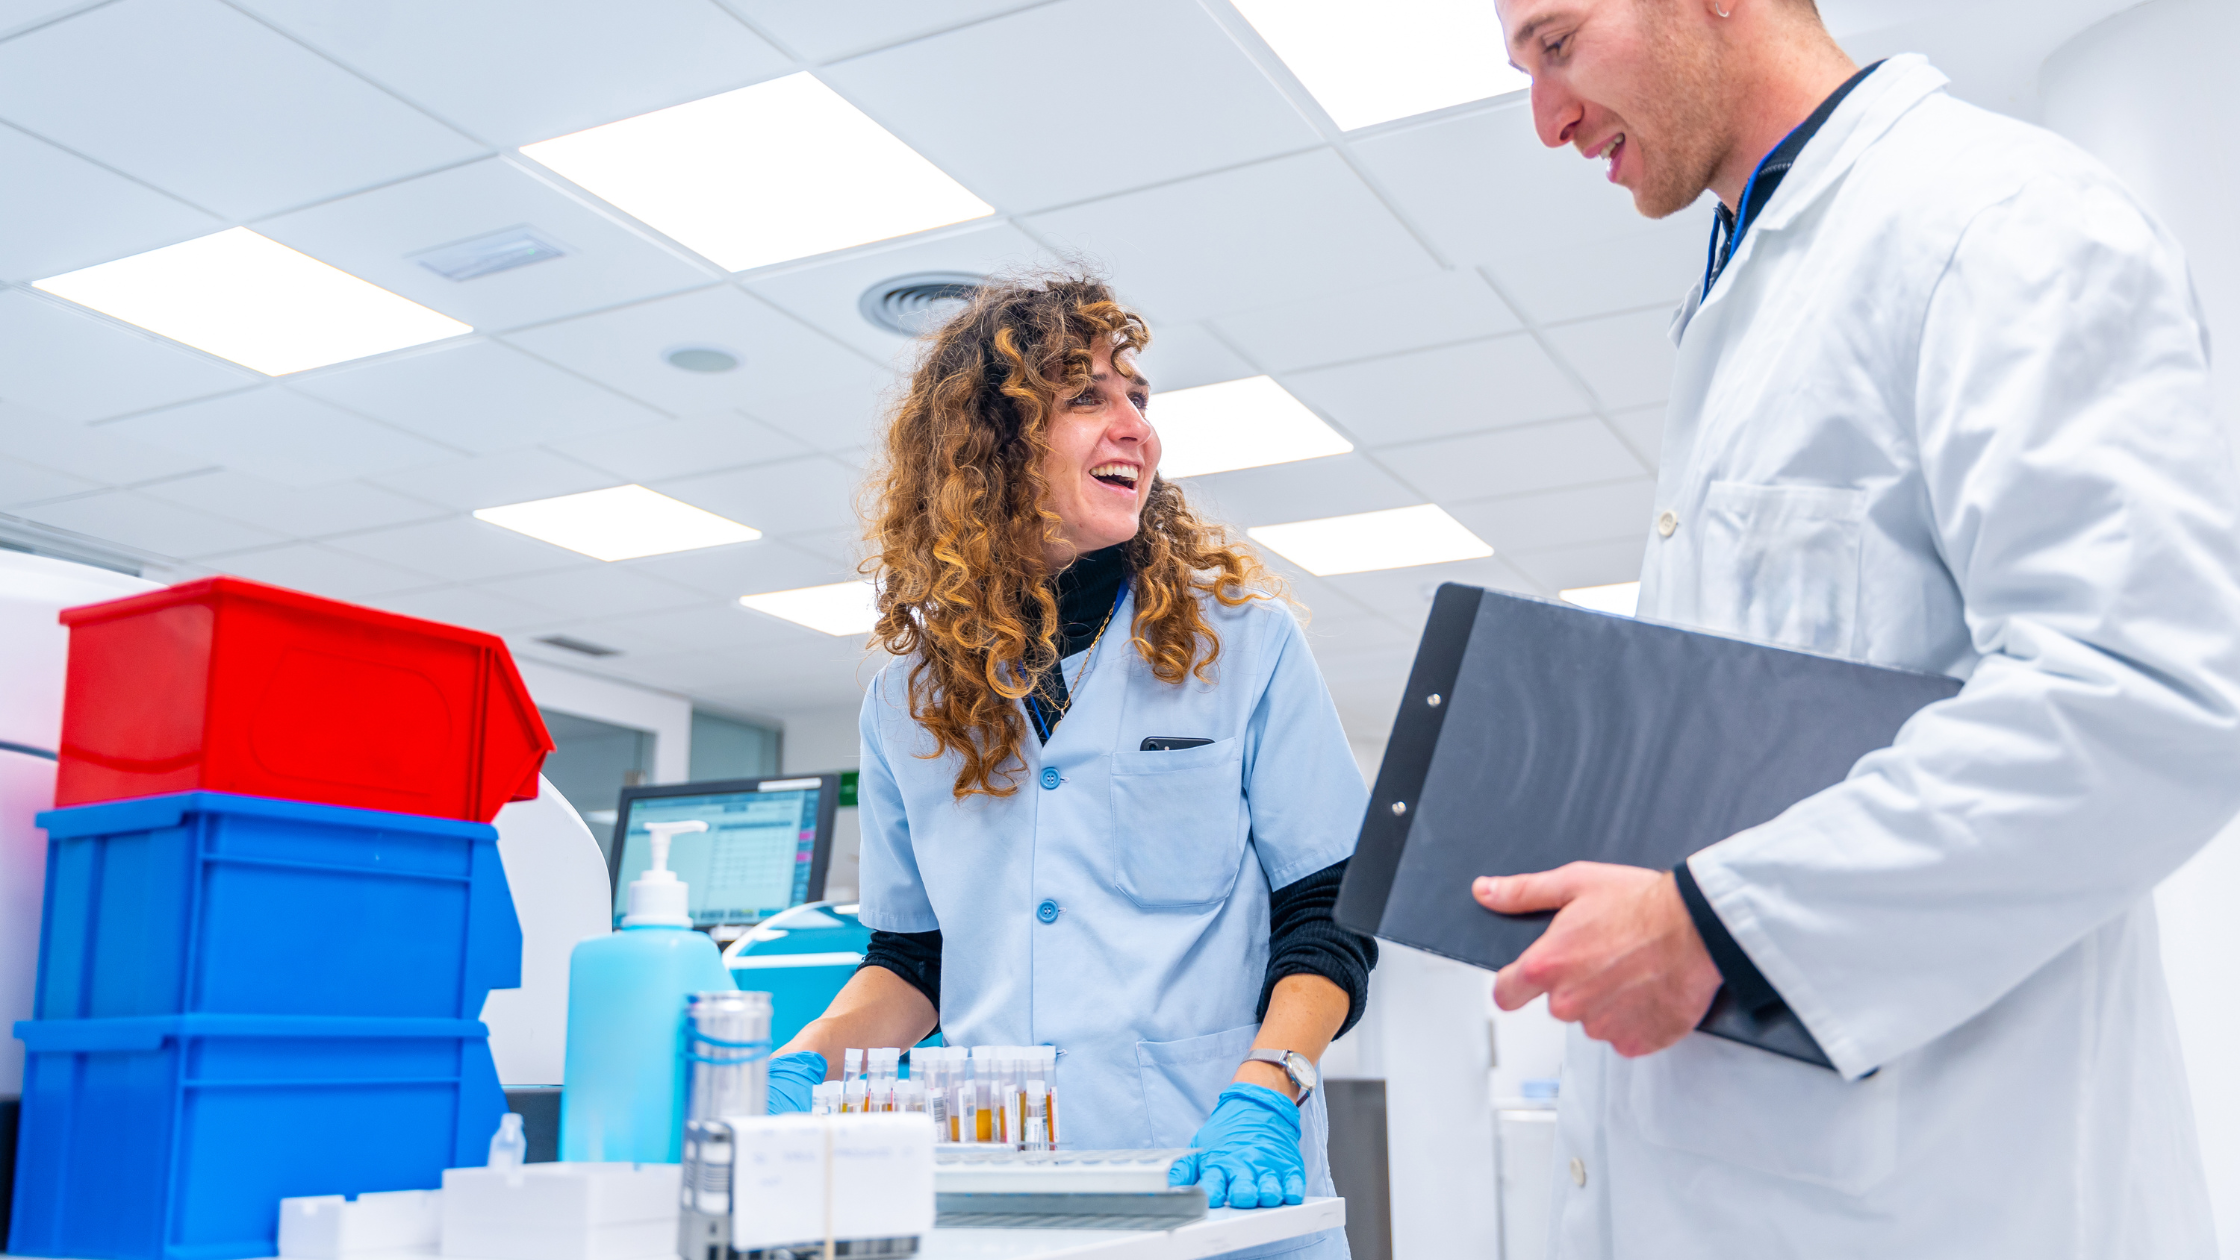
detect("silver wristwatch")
[1240,1048,1317,1106]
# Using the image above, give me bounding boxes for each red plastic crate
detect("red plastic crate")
[55,577,553,822]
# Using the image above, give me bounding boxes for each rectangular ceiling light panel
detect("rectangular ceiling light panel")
[33,228,471,376]
[1562,581,1639,616]
[1155,376,1353,480]
[740,580,880,637]
[475,484,762,561]
[1234,0,1531,131]
[1249,503,1492,576]
[520,73,993,272]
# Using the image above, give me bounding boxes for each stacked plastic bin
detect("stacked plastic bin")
[9,578,555,1260]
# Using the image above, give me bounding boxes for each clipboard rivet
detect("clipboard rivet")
[1390,800,1408,816]
[1426,693,1442,707]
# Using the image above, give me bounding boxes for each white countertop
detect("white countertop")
[22,1195,1347,1260]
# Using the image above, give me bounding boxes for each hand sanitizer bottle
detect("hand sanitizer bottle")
[560,819,735,1163]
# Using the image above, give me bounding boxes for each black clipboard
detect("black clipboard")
[1335,584,1963,1069]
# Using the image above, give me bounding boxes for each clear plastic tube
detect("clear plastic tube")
[1022,1081,1049,1152]
[871,1047,901,1112]
[1036,1045,1060,1149]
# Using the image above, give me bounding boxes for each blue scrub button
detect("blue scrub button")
[1040,767,1060,790]
[1037,899,1061,924]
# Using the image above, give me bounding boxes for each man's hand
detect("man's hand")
[1475,862,1723,1057]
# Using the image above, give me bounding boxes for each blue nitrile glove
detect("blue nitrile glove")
[1168,1083,1305,1209]
[768,1051,827,1114]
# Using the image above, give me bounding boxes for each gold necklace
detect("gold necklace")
[1036,589,1122,722]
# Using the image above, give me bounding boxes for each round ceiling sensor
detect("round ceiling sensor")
[859,272,984,337]
[664,345,740,373]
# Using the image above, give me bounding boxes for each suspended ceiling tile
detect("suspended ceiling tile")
[255,159,716,332]
[504,285,891,419]
[742,221,1048,364]
[0,456,98,507]
[622,538,857,599]
[0,288,256,422]
[234,0,793,148]
[137,469,444,537]
[293,340,663,453]
[326,515,598,582]
[592,599,818,655]
[0,2,97,39]
[1373,418,1646,504]
[1209,271,1523,373]
[17,488,284,559]
[105,388,459,486]
[1350,99,1648,262]
[1024,150,1439,324]
[550,412,814,485]
[718,0,1036,63]
[1443,479,1655,555]
[1484,215,1703,328]
[1178,455,1420,531]
[1506,537,1648,593]
[772,525,870,568]
[507,616,692,665]
[821,0,1319,213]
[1282,334,1591,449]
[654,455,864,538]
[207,541,441,600]
[1137,323,1258,392]
[0,399,211,484]
[1320,556,1546,625]
[479,564,708,621]
[0,122,223,282]
[367,583,551,633]
[1540,308,1679,412]
[365,448,616,513]
[0,0,484,220]
[745,384,892,460]
[1607,404,1665,466]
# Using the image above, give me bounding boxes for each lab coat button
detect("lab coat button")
[1570,1157,1587,1187]
[1036,899,1060,924]
[1656,509,1679,538]
[1040,767,1060,789]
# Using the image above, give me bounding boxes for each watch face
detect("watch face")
[1285,1051,1317,1087]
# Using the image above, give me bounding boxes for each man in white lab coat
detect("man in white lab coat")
[1477,0,2240,1255]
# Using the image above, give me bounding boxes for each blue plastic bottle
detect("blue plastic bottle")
[560,820,734,1162]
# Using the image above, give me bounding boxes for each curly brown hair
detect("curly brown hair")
[863,272,1284,799]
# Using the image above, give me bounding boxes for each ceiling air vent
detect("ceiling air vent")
[858,272,983,337]
[413,225,568,281]
[536,634,621,658]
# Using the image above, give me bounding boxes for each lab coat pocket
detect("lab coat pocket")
[1109,737,1247,910]
[1699,481,1866,656]
[1627,1033,1898,1196]
[1136,1023,1261,1148]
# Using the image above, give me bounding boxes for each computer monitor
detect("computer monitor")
[608,774,838,931]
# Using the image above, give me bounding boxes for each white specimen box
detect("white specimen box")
[727,1113,934,1250]
[440,1162,680,1260]
[278,1189,440,1258]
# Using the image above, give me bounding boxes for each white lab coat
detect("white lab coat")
[1554,56,2240,1258]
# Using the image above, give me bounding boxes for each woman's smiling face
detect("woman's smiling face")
[1039,339,1160,567]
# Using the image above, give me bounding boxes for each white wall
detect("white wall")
[515,659,693,785]
[778,703,866,776]
[2042,8,2240,1250]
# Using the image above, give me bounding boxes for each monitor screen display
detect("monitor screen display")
[611,783,823,928]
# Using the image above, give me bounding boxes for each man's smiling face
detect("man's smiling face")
[1496,0,1733,218]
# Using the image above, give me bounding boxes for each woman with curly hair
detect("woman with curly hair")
[768,273,1374,1250]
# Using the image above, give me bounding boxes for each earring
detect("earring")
[1714,0,1731,13]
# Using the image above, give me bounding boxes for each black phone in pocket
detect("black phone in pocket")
[1138,736,1214,752]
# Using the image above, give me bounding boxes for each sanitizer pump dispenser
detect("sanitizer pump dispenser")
[559,819,735,1163]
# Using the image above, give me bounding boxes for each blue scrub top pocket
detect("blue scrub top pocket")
[1108,736,1247,910]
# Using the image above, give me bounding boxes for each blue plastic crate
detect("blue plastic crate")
[34,792,521,1020]
[9,1013,505,1260]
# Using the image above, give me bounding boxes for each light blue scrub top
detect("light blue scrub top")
[858,590,1364,1259]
